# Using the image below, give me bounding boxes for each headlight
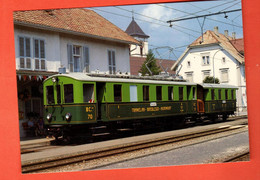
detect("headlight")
[52,77,58,83]
[65,113,72,121]
[46,113,52,122]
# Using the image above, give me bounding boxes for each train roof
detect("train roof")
[45,73,197,86]
[45,73,238,89]
[199,83,238,89]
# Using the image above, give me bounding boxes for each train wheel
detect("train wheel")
[222,114,228,121]
[173,118,185,129]
[210,115,218,123]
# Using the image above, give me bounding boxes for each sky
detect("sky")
[87,0,243,60]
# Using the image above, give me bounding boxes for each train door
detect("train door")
[197,85,205,113]
[96,82,106,119]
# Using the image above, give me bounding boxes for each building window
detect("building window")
[222,57,226,63]
[202,70,211,81]
[187,61,191,67]
[202,55,210,65]
[185,72,193,82]
[34,39,46,70]
[19,37,31,69]
[108,50,116,74]
[220,69,229,83]
[67,44,89,72]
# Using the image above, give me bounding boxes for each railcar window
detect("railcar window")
[168,87,173,100]
[156,86,162,101]
[211,89,215,100]
[130,85,138,102]
[64,84,74,103]
[179,87,183,101]
[83,84,94,103]
[218,89,221,100]
[204,89,209,100]
[225,89,228,99]
[192,87,196,100]
[143,86,149,101]
[114,84,122,102]
[57,85,61,104]
[46,86,54,104]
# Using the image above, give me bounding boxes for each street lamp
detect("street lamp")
[212,48,223,83]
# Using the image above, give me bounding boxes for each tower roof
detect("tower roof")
[125,18,149,39]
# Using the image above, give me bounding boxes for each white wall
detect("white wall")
[14,26,131,74]
[176,45,240,86]
[60,35,130,74]
[130,41,148,57]
[175,44,247,111]
[14,27,61,72]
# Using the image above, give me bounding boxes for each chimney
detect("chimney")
[232,32,236,39]
[214,26,219,34]
[224,30,229,37]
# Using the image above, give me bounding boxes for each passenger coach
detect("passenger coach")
[43,73,237,139]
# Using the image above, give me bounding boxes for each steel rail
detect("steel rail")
[223,151,250,162]
[21,122,247,173]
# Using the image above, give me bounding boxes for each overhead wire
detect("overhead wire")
[90,1,243,60]
[157,1,242,28]
[113,6,201,34]
[187,1,242,27]
[90,7,199,38]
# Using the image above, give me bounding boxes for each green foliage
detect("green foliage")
[139,50,161,76]
[203,76,220,84]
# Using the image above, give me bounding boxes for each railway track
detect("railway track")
[223,151,250,162]
[21,118,248,173]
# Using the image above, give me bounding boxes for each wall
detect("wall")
[14,26,61,72]
[175,44,246,111]
[15,26,131,74]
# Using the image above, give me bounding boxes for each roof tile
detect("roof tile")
[13,8,139,44]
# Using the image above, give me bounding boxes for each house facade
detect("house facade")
[171,27,246,112]
[14,9,138,137]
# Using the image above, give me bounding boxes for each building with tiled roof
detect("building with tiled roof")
[171,27,246,112]
[130,56,176,76]
[13,8,139,137]
[125,18,149,57]
[125,18,176,75]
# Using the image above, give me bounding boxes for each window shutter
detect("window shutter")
[67,44,73,72]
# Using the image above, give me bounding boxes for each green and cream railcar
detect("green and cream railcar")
[43,73,237,138]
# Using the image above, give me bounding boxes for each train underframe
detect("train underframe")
[45,111,235,142]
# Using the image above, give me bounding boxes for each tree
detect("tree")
[139,50,161,76]
[203,76,220,84]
